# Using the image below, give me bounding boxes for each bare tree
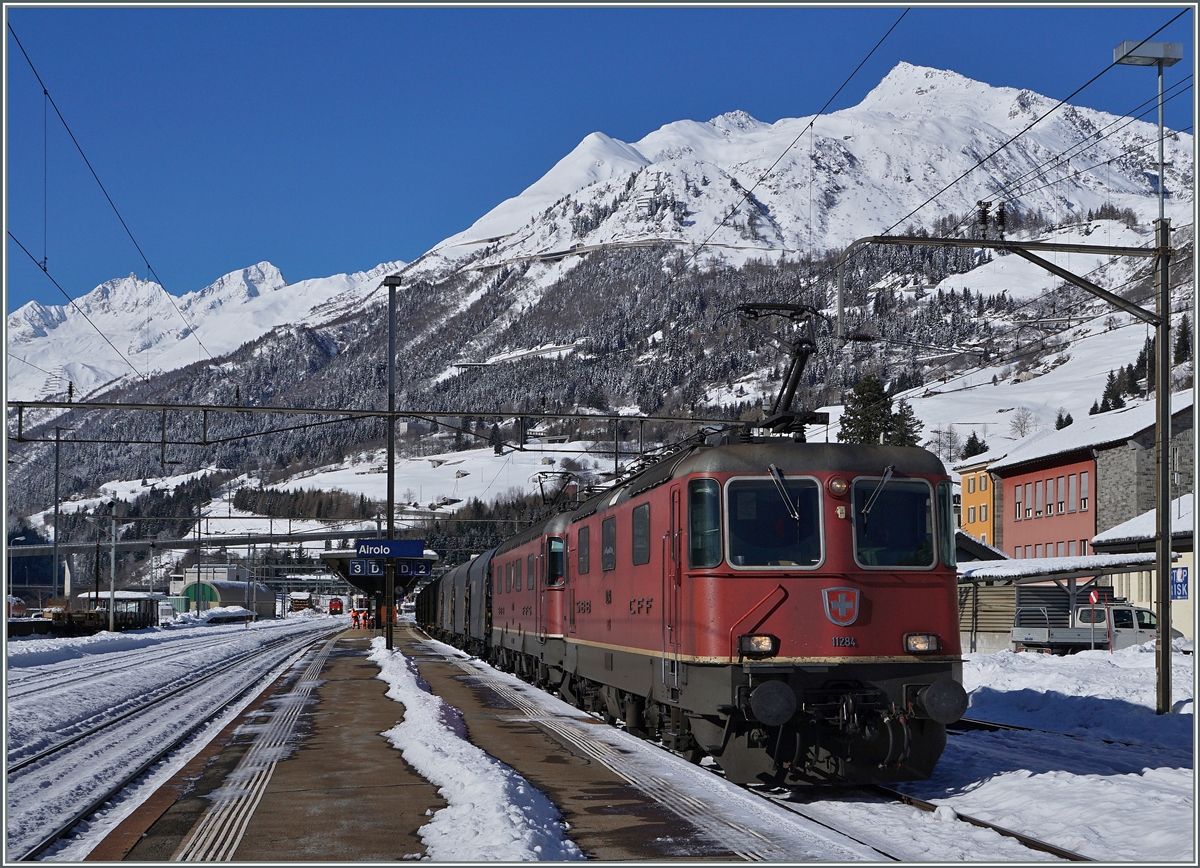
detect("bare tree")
[1009,406,1036,438]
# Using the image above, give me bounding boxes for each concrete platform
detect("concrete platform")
[98,625,734,861]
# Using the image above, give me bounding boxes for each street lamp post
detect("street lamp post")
[108,502,118,633]
[8,536,27,609]
[383,273,402,651]
[1115,39,1182,715]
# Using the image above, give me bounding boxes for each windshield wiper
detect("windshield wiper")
[768,464,800,522]
[862,465,895,532]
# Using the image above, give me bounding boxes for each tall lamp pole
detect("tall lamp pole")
[108,501,118,633]
[1115,39,1181,715]
[8,536,27,608]
[383,274,402,650]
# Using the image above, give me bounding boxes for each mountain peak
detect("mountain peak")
[707,110,766,135]
[855,62,994,115]
[198,261,287,301]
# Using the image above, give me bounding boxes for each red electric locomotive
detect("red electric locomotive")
[418,437,968,787]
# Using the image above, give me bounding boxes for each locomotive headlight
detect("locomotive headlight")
[827,476,849,497]
[904,633,940,654]
[738,633,779,657]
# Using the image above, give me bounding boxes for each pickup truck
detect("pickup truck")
[1011,602,1181,654]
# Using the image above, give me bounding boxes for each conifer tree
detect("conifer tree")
[889,399,923,447]
[960,430,989,459]
[837,375,892,444]
[1175,314,1192,364]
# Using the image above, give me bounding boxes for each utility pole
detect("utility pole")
[383,274,402,650]
[109,505,117,633]
[1114,37,1182,717]
[53,427,61,603]
[837,225,1171,711]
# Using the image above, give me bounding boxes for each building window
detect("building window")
[1080,472,1089,511]
[1080,539,1088,556]
[1035,544,1043,558]
[1025,483,1033,519]
[1057,476,1065,514]
[601,516,617,571]
[1014,484,1023,520]
[1025,545,1032,558]
[980,504,988,522]
[967,477,975,494]
[980,474,988,491]
[1069,540,1077,556]
[1057,541,1065,557]
[1068,474,1077,513]
[1035,480,1044,517]
[632,503,651,565]
[968,506,976,523]
[981,533,987,544]
[577,526,590,575]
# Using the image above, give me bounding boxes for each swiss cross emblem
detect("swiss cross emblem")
[822,587,859,627]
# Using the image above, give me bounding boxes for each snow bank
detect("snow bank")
[963,641,1194,748]
[368,639,583,861]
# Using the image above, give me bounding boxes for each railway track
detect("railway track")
[6,630,269,700]
[5,625,342,862]
[950,715,1177,751]
[420,636,1081,862]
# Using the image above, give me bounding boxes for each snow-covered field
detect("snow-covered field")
[900,642,1195,862]
[5,612,344,860]
[8,615,1191,861]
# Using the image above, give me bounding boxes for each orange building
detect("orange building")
[956,456,995,546]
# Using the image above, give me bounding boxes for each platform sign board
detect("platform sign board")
[396,559,432,577]
[1171,567,1189,600]
[355,539,425,559]
[349,559,384,577]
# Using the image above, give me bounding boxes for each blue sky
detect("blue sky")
[5,5,1194,313]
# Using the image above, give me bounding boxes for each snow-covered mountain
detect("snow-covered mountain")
[420,62,1190,274]
[6,62,1192,407]
[7,260,404,400]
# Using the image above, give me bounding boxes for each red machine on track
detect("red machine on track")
[418,438,967,786]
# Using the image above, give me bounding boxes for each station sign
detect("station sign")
[348,557,431,578]
[355,539,425,558]
[396,559,432,577]
[349,559,384,577]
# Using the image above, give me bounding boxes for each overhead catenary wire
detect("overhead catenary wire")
[6,21,217,365]
[669,8,911,281]
[874,9,1190,241]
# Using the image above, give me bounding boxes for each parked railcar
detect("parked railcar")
[418,439,968,787]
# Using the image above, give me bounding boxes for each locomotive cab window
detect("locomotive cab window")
[547,537,565,585]
[689,479,721,568]
[725,476,822,568]
[936,481,956,568]
[852,477,935,568]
